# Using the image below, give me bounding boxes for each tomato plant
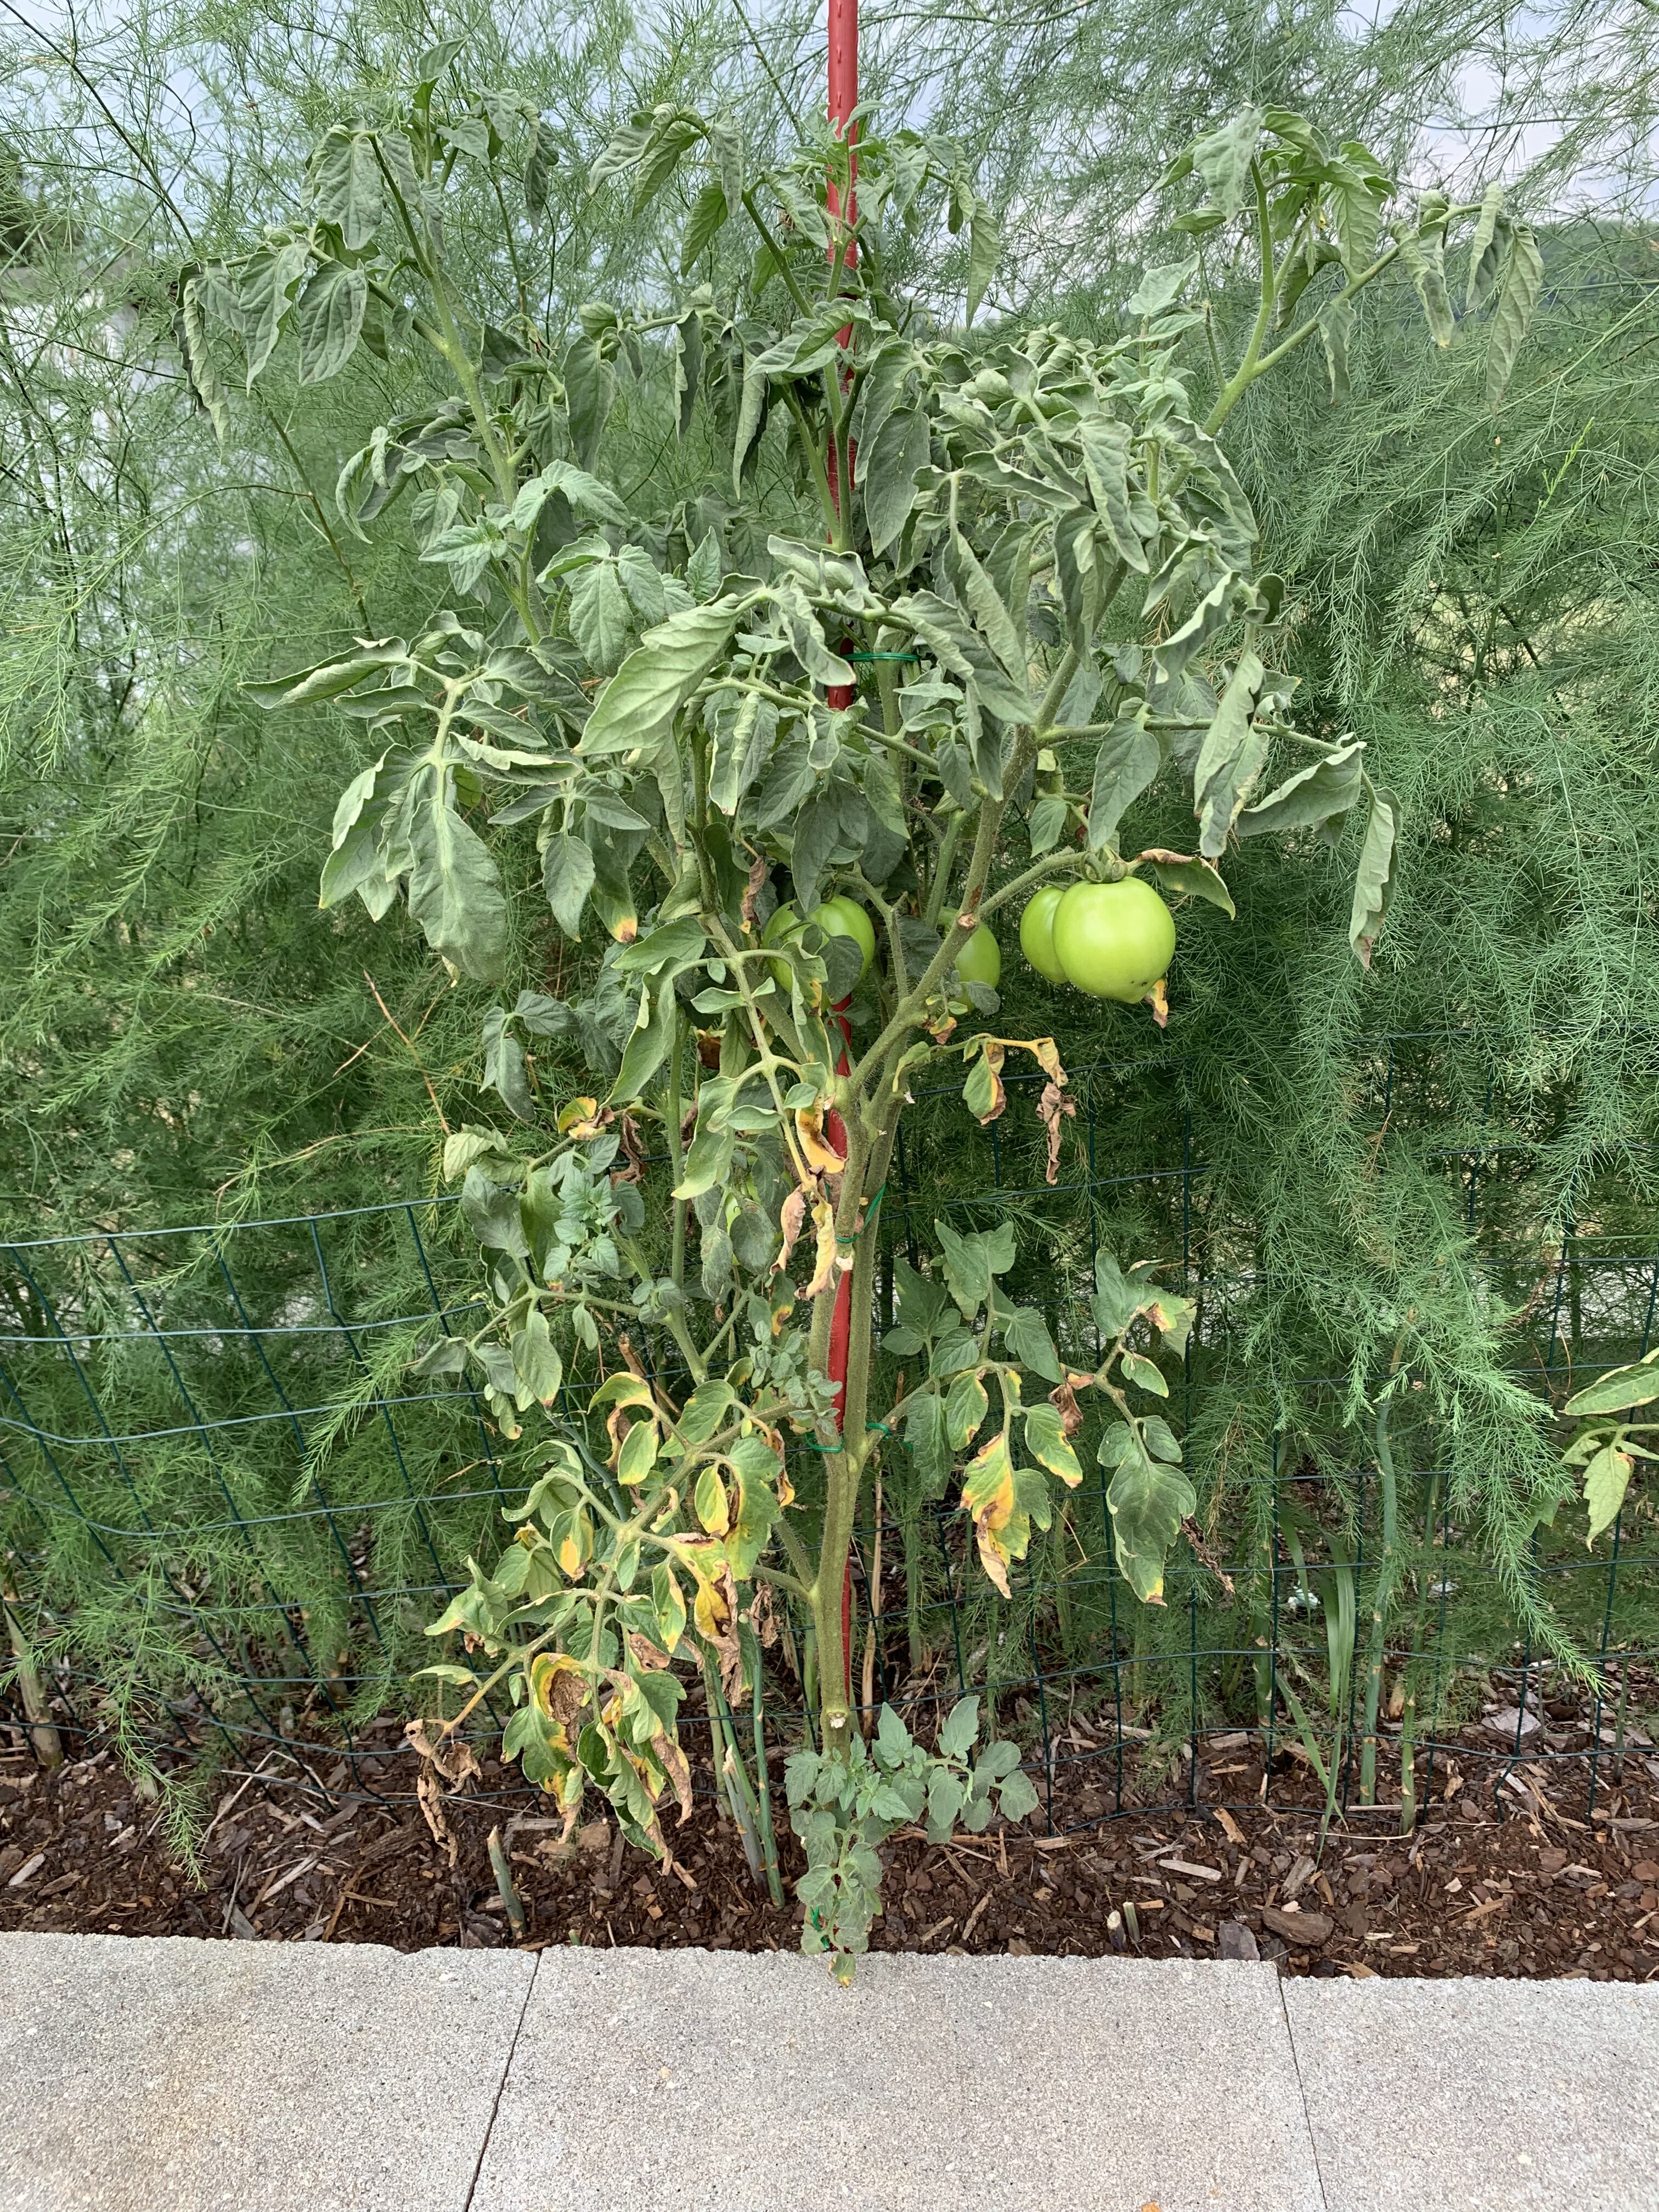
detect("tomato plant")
[179,49,1539,1974]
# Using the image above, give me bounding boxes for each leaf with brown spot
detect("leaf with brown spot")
[1146,977,1169,1029]
[1023,1036,1066,1085]
[961,1430,1018,1596]
[686,1556,745,1699]
[530,1652,590,1732]
[962,1039,1007,1124]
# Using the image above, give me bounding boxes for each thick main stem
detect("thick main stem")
[2,1575,63,1770]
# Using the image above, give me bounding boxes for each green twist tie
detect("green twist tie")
[833,1182,887,1247]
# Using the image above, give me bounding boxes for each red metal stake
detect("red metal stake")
[825,0,858,1701]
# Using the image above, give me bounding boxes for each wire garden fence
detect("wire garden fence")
[2,1030,1656,1830]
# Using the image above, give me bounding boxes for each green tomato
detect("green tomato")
[763,902,804,992]
[1051,878,1176,1003]
[944,912,1001,990]
[811,894,876,979]
[1018,885,1068,984]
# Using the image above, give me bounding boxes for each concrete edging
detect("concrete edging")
[1,1933,1655,2212]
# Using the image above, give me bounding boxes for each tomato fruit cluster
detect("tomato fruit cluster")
[1020,879,1176,1004]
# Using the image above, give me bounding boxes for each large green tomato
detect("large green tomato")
[811,895,876,979]
[1018,886,1068,984]
[1051,878,1176,1003]
[944,912,1001,990]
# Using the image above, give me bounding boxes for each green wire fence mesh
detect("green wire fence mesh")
[2,1031,1655,1826]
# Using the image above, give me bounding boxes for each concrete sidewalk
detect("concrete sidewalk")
[1,1934,1654,2212]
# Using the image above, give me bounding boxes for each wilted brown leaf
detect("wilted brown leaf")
[776,1186,808,1276]
[1049,1376,1087,1436]
[741,852,768,935]
[403,1718,479,1867]
[615,1113,648,1184]
[1180,1516,1235,1598]
[794,1106,845,1176]
[1037,1078,1076,1184]
[658,1730,694,1824]
[804,1195,850,1299]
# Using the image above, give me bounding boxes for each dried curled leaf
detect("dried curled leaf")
[776,1186,808,1275]
[795,1106,846,1176]
[804,1194,850,1298]
[963,1039,1007,1125]
[404,1717,482,1866]
[1037,1077,1076,1184]
[741,851,768,934]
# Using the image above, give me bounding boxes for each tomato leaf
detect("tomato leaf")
[580,599,740,759]
[405,758,508,983]
[1139,850,1235,917]
[1236,741,1365,839]
[864,407,930,556]
[1583,1444,1634,1546]
[1348,782,1400,968]
[1103,1424,1195,1604]
[1564,1351,1659,1419]
[308,125,384,249]
[1088,711,1161,853]
[296,261,368,385]
[1024,1400,1082,1483]
[1486,223,1544,405]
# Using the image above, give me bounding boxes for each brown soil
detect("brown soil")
[4,1699,1657,1982]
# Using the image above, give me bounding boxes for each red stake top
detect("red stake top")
[828,0,857,146]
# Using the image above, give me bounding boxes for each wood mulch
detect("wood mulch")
[3,1689,1657,1982]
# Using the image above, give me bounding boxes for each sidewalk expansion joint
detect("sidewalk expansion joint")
[1277,1971,1332,2212]
[464,1947,540,2210]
